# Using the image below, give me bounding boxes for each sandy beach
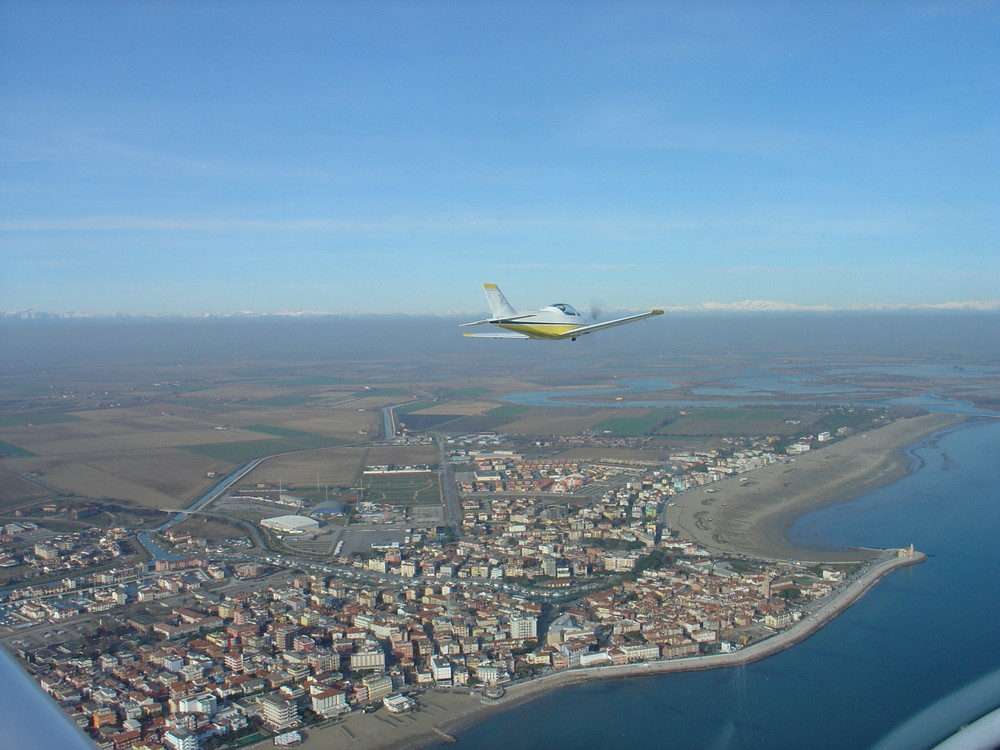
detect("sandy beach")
[284,412,966,750]
[285,691,483,750]
[663,412,967,562]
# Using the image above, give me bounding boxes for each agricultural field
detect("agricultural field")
[0,357,831,524]
[345,394,417,411]
[238,446,364,489]
[363,445,439,465]
[353,387,410,397]
[553,446,674,462]
[167,399,380,440]
[242,443,440,490]
[592,408,678,436]
[500,407,644,436]
[0,413,83,427]
[393,400,502,432]
[6,457,199,509]
[407,400,495,416]
[253,375,356,387]
[169,515,254,542]
[164,383,324,403]
[0,471,53,509]
[393,401,437,416]
[435,404,533,434]
[656,408,795,436]
[486,405,533,418]
[251,395,321,407]
[0,439,36,457]
[397,414,460,431]
[0,381,384,512]
[432,386,492,397]
[181,438,341,463]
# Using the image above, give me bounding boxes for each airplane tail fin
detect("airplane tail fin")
[483,283,517,319]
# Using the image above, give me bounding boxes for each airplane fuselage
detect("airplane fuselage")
[493,303,586,339]
[461,285,663,340]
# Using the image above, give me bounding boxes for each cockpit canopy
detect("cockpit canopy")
[545,303,581,317]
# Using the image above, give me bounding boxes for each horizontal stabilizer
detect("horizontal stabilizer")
[463,332,531,339]
[460,313,536,327]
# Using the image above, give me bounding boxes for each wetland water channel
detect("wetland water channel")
[501,363,999,415]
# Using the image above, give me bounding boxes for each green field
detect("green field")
[657,408,790,436]
[593,408,677,436]
[244,425,325,438]
[364,472,441,504]
[147,383,212,393]
[257,378,349,387]
[166,397,226,409]
[486,405,533,418]
[286,376,353,386]
[393,400,437,415]
[253,395,320,406]
[356,388,410,397]
[0,413,83,427]
[0,440,37,457]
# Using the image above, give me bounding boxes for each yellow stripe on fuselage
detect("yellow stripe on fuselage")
[497,323,582,339]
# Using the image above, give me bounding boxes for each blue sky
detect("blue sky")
[1,0,997,315]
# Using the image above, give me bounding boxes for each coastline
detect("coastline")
[435,549,927,735]
[290,412,968,750]
[662,412,967,562]
[295,550,927,750]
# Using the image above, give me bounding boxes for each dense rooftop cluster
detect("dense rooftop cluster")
[13,545,846,750]
[0,421,880,749]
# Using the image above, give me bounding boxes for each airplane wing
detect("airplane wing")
[0,646,98,749]
[462,332,532,339]
[562,309,664,337]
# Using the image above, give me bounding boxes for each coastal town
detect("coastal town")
[0,397,939,750]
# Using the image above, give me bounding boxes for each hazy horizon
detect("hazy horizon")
[3,311,999,367]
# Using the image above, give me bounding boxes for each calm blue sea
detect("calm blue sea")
[435,416,1000,750]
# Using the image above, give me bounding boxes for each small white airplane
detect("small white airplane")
[461,283,664,340]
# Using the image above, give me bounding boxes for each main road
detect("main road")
[435,433,462,533]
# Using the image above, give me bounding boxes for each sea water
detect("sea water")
[437,417,1000,750]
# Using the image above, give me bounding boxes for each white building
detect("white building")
[260,694,300,731]
[350,648,386,670]
[508,615,537,640]
[274,731,303,747]
[362,673,394,702]
[474,662,500,685]
[311,688,348,718]
[383,694,417,713]
[430,654,453,684]
[178,692,217,716]
[163,727,198,750]
[260,515,320,534]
